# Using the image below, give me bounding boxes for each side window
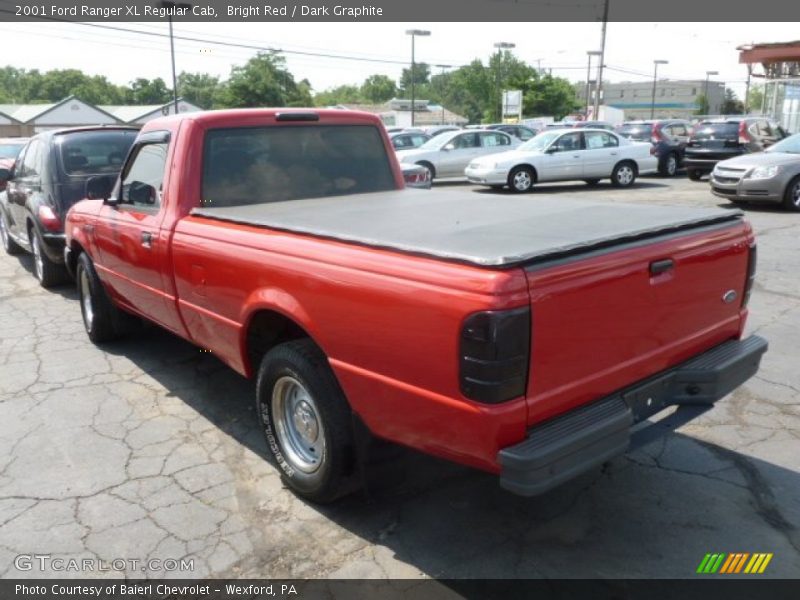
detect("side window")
[20,140,41,178]
[453,133,478,149]
[411,135,427,146]
[120,142,169,209]
[392,136,408,149]
[584,131,617,149]
[552,132,583,152]
[480,132,510,147]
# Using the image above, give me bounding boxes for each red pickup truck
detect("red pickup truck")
[64,109,767,503]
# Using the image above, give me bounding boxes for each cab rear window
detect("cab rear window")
[57,130,137,176]
[201,125,396,207]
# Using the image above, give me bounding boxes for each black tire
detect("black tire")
[783,175,800,212]
[508,166,535,193]
[30,226,67,288]
[490,185,504,191]
[0,210,22,255]
[687,169,704,181]
[611,161,637,188]
[583,179,601,186]
[256,339,356,503]
[76,252,130,343]
[416,161,436,180]
[659,153,679,177]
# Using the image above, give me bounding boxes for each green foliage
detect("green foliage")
[747,84,764,113]
[125,78,172,105]
[399,62,431,92]
[694,93,709,115]
[313,85,363,106]
[220,52,311,108]
[177,72,221,109]
[722,88,744,115]
[361,74,397,104]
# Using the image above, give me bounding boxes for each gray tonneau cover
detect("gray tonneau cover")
[192,189,742,268]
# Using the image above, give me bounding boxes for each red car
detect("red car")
[63,108,766,502]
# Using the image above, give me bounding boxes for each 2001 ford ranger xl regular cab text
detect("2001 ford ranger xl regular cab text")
[64,109,767,502]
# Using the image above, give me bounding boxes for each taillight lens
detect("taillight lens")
[738,121,751,145]
[37,205,61,232]
[460,307,530,403]
[742,244,757,307]
[650,124,664,144]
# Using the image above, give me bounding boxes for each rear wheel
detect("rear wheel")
[256,339,357,503]
[508,166,535,193]
[783,175,800,212]
[416,161,436,180]
[659,153,679,177]
[611,162,637,188]
[687,169,704,181]
[0,211,22,255]
[30,227,67,288]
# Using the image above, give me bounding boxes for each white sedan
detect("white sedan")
[465,128,658,192]
[396,129,519,180]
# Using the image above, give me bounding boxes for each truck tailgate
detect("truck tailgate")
[523,220,752,426]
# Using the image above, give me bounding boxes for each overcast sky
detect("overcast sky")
[0,21,797,99]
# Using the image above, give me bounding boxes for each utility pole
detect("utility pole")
[593,0,610,120]
[435,64,452,125]
[161,1,192,115]
[650,60,668,119]
[494,42,515,122]
[405,29,431,127]
[586,51,601,117]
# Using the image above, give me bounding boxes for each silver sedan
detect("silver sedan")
[395,129,519,180]
[710,133,800,211]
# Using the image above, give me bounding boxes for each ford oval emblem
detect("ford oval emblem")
[723,290,738,304]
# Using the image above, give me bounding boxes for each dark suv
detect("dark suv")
[684,117,789,181]
[617,119,692,176]
[0,126,137,286]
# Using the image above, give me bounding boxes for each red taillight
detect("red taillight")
[742,244,757,308]
[37,205,61,232]
[650,124,665,144]
[738,121,752,145]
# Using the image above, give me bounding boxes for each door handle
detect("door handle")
[650,258,674,275]
[610,152,618,155]
[573,155,581,158]
[141,231,154,248]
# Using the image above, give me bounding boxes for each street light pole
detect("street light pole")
[650,59,668,119]
[161,1,192,115]
[594,0,610,119]
[705,70,719,115]
[493,41,515,122]
[586,50,601,118]
[435,64,452,125]
[405,29,430,127]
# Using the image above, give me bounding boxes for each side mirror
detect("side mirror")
[86,175,113,201]
[545,146,558,154]
[443,143,455,151]
[128,181,156,205]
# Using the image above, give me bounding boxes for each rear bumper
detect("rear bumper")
[498,335,768,496]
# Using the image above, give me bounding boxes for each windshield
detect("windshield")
[57,130,137,176]
[618,124,653,141]
[519,131,560,151]
[0,142,25,160]
[418,132,457,150]
[202,125,396,207]
[767,133,800,154]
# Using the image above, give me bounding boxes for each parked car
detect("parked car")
[0,137,29,161]
[422,125,461,138]
[389,130,431,150]
[65,108,765,503]
[710,132,800,211]
[617,119,692,177]
[684,117,789,181]
[401,163,432,189]
[572,121,616,131]
[396,129,518,180]
[465,128,657,192]
[486,124,539,141]
[0,126,137,286]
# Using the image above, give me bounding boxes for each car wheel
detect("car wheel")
[687,169,704,181]
[783,175,800,212]
[30,226,66,288]
[76,252,133,343]
[508,166,535,193]
[256,339,356,503]
[416,161,436,180]
[659,153,678,177]
[0,211,22,255]
[583,179,601,186]
[611,162,637,188]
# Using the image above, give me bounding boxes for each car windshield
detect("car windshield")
[618,124,653,141]
[58,130,137,175]
[692,122,740,140]
[0,142,25,160]
[766,133,800,154]
[519,131,560,151]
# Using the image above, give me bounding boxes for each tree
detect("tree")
[694,93,709,115]
[360,74,397,104]
[747,84,765,113]
[125,78,172,104]
[313,84,363,107]
[721,88,744,115]
[399,62,431,93]
[220,52,309,108]
[177,72,221,109]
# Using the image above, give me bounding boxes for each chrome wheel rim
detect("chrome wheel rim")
[513,170,532,191]
[80,268,94,332]
[666,156,677,176]
[793,181,800,208]
[617,166,634,185]
[32,234,44,281]
[272,376,325,474]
